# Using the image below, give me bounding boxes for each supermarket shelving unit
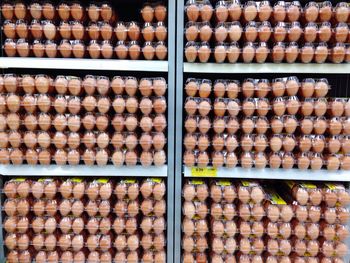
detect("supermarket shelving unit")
[174,0,350,262]
[0,0,176,262]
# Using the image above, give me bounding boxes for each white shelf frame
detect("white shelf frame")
[0,57,168,72]
[184,63,350,74]
[184,166,350,181]
[0,165,168,177]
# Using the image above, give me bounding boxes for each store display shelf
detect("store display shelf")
[184,63,350,74]
[0,165,168,177]
[0,57,169,72]
[184,166,350,181]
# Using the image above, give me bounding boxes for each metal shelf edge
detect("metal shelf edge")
[184,63,350,74]
[184,166,350,181]
[0,165,168,177]
[0,58,169,72]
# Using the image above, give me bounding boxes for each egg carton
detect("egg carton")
[0,130,167,151]
[184,76,331,99]
[140,3,168,23]
[0,147,167,167]
[185,20,348,45]
[210,219,237,238]
[182,218,210,237]
[0,74,167,96]
[4,216,164,236]
[184,149,350,171]
[0,93,167,115]
[182,179,210,202]
[187,79,240,99]
[185,0,349,24]
[0,112,168,133]
[185,40,350,64]
[2,177,166,200]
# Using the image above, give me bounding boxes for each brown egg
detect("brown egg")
[3,20,16,39]
[318,23,332,43]
[4,39,17,57]
[16,39,30,57]
[87,41,101,59]
[274,23,287,42]
[331,44,346,64]
[245,22,258,42]
[287,22,301,42]
[154,4,166,21]
[271,42,285,63]
[143,23,155,42]
[198,43,211,63]
[317,2,332,22]
[156,43,167,61]
[286,44,299,63]
[335,3,349,23]
[242,43,255,63]
[45,200,58,216]
[142,43,155,60]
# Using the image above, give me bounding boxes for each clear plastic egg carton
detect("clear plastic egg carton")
[0,74,168,97]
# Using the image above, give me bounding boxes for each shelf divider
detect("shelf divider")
[0,165,167,177]
[184,166,350,181]
[0,57,168,72]
[184,63,350,74]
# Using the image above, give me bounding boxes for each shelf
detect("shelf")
[184,63,350,74]
[0,165,167,177]
[184,166,350,181]
[0,58,168,72]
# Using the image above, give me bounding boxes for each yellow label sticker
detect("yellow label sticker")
[38,178,52,182]
[14,178,26,182]
[241,181,251,187]
[301,183,317,189]
[125,179,136,184]
[218,180,231,186]
[151,178,162,183]
[190,180,204,185]
[97,178,108,184]
[286,181,294,189]
[325,183,337,190]
[191,167,217,177]
[71,178,83,183]
[271,192,287,205]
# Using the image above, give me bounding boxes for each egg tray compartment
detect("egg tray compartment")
[0,147,167,167]
[0,0,168,54]
[4,232,167,251]
[182,235,297,257]
[0,130,166,150]
[191,116,350,135]
[184,40,350,64]
[2,20,168,43]
[0,74,168,96]
[6,249,167,263]
[0,1,167,23]
[182,179,265,204]
[3,214,167,235]
[185,20,350,45]
[2,38,168,60]
[2,177,167,200]
[184,77,332,99]
[184,1,350,24]
[186,132,350,151]
[0,93,168,116]
[184,149,350,171]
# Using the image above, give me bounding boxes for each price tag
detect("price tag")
[191,167,217,177]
